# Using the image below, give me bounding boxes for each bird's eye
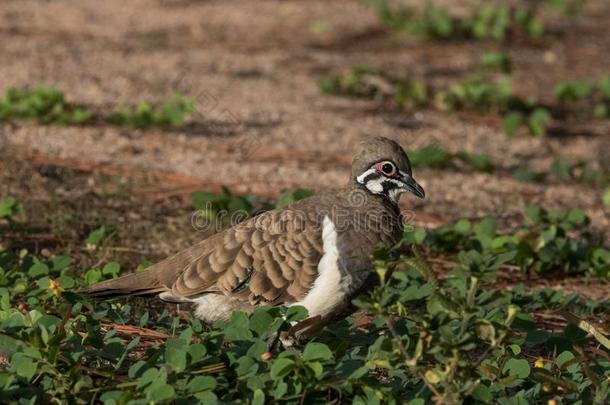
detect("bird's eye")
[380,161,396,176]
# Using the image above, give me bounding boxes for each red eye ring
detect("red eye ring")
[374,161,397,176]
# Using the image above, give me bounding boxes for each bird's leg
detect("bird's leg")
[266,315,325,352]
[287,315,325,345]
[266,329,282,352]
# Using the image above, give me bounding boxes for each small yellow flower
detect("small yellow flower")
[542,384,553,393]
[49,279,63,297]
[547,399,558,405]
[534,358,545,368]
[424,369,441,384]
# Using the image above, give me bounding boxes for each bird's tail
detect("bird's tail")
[78,269,166,299]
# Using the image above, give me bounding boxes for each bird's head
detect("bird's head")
[351,137,425,203]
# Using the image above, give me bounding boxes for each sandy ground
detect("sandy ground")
[0,0,609,245]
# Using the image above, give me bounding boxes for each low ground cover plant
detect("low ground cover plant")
[107,93,194,129]
[549,157,610,188]
[0,86,194,129]
[0,197,21,221]
[478,52,512,74]
[365,0,582,42]
[319,68,553,136]
[319,68,610,137]
[438,76,553,137]
[319,66,428,108]
[555,76,610,119]
[1,194,609,403]
[0,85,93,125]
[404,206,610,277]
[408,145,494,173]
[398,144,608,191]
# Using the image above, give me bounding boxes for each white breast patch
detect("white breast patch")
[192,293,245,323]
[291,216,349,319]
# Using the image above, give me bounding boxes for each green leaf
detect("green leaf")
[303,343,333,362]
[28,262,49,278]
[273,380,289,399]
[551,158,572,181]
[187,376,216,393]
[306,361,324,378]
[236,356,258,378]
[194,391,217,404]
[459,151,495,172]
[479,52,511,73]
[84,269,102,285]
[0,196,19,218]
[402,228,427,250]
[85,225,112,245]
[512,166,543,183]
[188,343,207,361]
[137,368,162,389]
[410,145,451,168]
[285,305,309,322]
[508,344,521,355]
[252,389,265,405]
[527,108,551,137]
[249,308,274,336]
[147,383,175,402]
[401,283,434,301]
[319,75,340,95]
[566,208,586,225]
[57,275,75,290]
[503,111,523,136]
[165,344,187,372]
[603,188,610,206]
[192,191,226,209]
[471,384,492,403]
[454,219,471,234]
[50,255,71,271]
[102,262,120,278]
[128,360,148,379]
[556,351,575,368]
[554,81,593,102]
[270,358,295,379]
[503,358,530,379]
[595,103,609,118]
[9,353,37,380]
[525,206,542,224]
[224,311,253,340]
[474,218,497,239]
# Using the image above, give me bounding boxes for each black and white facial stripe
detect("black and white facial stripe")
[356,160,409,202]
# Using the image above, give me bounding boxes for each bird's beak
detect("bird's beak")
[399,172,425,198]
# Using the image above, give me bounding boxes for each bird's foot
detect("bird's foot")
[266,315,325,352]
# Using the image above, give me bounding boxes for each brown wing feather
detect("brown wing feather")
[168,210,324,304]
